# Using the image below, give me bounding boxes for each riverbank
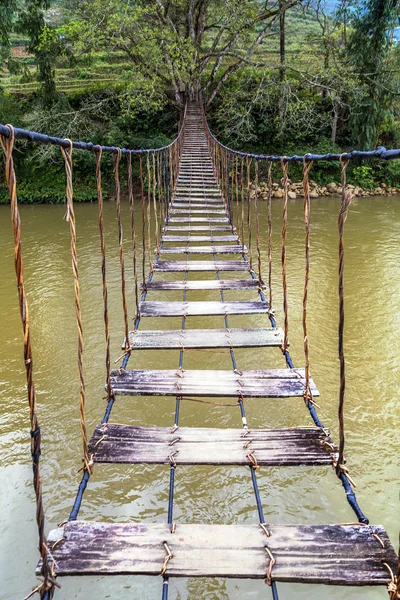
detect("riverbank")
[251,180,400,199]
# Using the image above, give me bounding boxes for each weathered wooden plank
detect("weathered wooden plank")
[153,260,249,271]
[110,368,320,398]
[169,208,226,214]
[127,327,283,349]
[171,203,225,209]
[168,217,228,223]
[41,521,397,584]
[175,187,220,193]
[161,235,238,242]
[165,225,235,231]
[170,198,224,204]
[159,245,246,255]
[139,300,268,316]
[89,424,334,465]
[144,279,262,291]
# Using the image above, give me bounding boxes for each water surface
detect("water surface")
[0,196,398,600]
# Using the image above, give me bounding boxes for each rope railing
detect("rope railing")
[201,103,371,528]
[0,107,186,599]
[1,99,398,599]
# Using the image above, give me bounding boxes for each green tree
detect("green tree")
[349,0,400,147]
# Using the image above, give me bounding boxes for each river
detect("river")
[0,196,398,600]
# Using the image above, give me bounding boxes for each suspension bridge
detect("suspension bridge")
[1,101,398,600]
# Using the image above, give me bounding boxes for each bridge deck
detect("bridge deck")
[41,104,397,589]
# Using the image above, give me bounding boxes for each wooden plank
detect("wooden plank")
[138,300,268,316]
[41,521,397,584]
[171,198,223,204]
[169,208,226,214]
[175,187,220,193]
[127,327,283,349]
[161,235,238,242]
[153,261,249,271]
[171,203,225,209]
[89,424,334,466]
[168,217,229,223]
[159,245,246,255]
[165,225,235,231]
[144,279,262,291]
[110,368,320,398]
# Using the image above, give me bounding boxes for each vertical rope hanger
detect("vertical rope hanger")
[139,155,146,290]
[94,146,111,401]
[254,160,263,288]
[302,156,314,407]
[337,157,352,476]
[280,158,290,355]
[152,153,160,257]
[113,148,130,353]
[146,153,153,272]
[266,160,273,311]
[240,157,245,253]
[60,140,91,476]
[246,157,253,268]
[127,152,139,319]
[1,126,56,600]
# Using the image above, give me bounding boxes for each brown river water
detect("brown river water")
[0,196,399,600]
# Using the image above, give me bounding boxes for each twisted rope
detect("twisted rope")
[254,160,262,286]
[113,148,130,352]
[60,140,91,475]
[152,152,160,256]
[267,160,273,310]
[302,156,314,406]
[146,154,153,272]
[139,155,146,289]
[246,157,253,268]
[1,125,55,599]
[337,157,352,476]
[281,159,289,352]
[127,153,139,319]
[94,146,111,400]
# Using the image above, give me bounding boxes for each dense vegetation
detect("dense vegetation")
[1,0,400,202]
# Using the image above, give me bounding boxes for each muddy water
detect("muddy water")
[0,196,398,600]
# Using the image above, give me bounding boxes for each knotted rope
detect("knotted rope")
[94,146,111,400]
[281,158,289,352]
[337,157,352,476]
[60,140,91,474]
[302,156,314,406]
[1,125,56,599]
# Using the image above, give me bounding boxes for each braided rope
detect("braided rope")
[337,157,352,475]
[1,126,55,599]
[246,157,253,268]
[60,140,91,475]
[152,152,160,256]
[113,149,130,352]
[139,155,146,289]
[281,159,289,352]
[254,160,262,286]
[267,160,273,310]
[302,156,314,406]
[240,157,245,253]
[146,154,152,272]
[127,153,139,318]
[94,146,111,400]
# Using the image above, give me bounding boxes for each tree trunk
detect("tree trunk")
[279,0,286,82]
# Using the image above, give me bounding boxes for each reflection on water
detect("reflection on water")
[0,197,399,599]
